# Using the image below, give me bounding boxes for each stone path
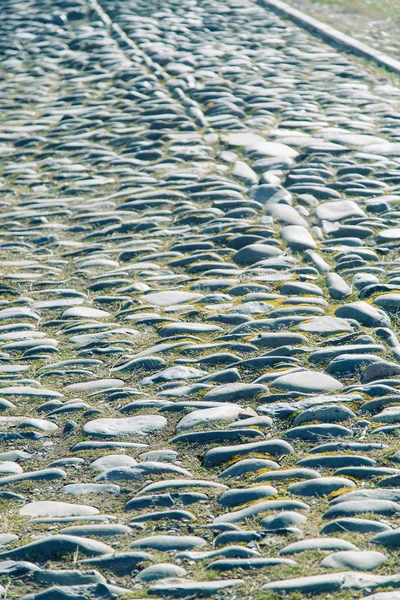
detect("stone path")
[2,0,400,598]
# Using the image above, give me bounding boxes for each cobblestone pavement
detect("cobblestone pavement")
[2,0,400,598]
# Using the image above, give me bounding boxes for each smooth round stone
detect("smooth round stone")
[218,486,277,508]
[281,282,323,297]
[205,558,296,571]
[176,405,256,432]
[90,455,137,472]
[283,424,352,441]
[176,546,260,562]
[0,462,23,475]
[362,362,400,383]
[33,568,105,585]
[279,538,359,555]
[61,307,110,319]
[320,550,386,571]
[233,244,282,266]
[129,535,207,552]
[255,468,321,482]
[203,439,293,468]
[137,480,227,496]
[298,455,376,469]
[129,509,196,523]
[320,518,391,535]
[377,228,400,241]
[310,443,386,455]
[262,572,345,593]
[218,458,280,479]
[136,563,187,582]
[214,500,310,524]
[63,484,120,495]
[323,500,400,519]
[272,371,343,393]
[260,511,307,530]
[327,354,386,376]
[309,345,384,364]
[111,356,167,373]
[227,416,273,429]
[0,535,113,561]
[148,579,244,598]
[231,160,258,184]
[267,204,308,227]
[202,383,267,403]
[245,140,298,158]
[298,316,354,335]
[251,332,308,347]
[315,200,367,221]
[141,366,207,385]
[141,291,203,306]
[372,529,400,547]
[326,273,352,299]
[0,534,18,547]
[82,415,167,438]
[293,405,356,426]
[64,379,125,393]
[288,477,356,497]
[329,489,400,505]
[379,474,400,487]
[281,225,317,251]
[374,294,400,310]
[335,301,391,328]
[158,323,223,337]
[20,502,99,518]
[335,466,400,480]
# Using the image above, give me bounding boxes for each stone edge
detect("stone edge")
[259,0,400,76]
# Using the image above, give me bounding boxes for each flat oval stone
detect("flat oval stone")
[20,502,99,518]
[279,538,359,555]
[335,301,390,328]
[136,563,187,582]
[141,291,203,306]
[281,225,317,251]
[214,500,310,524]
[129,535,207,551]
[323,500,400,519]
[288,477,356,497]
[203,439,293,468]
[321,518,391,535]
[205,558,296,571]
[256,468,321,482]
[176,405,256,432]
[218,486,277,508]
[148,579,244,597]
[283,424,352,441]
[0,535,113,561]
[320,550,386,571]
[218,458,280,478]
[202,383,267,403]
[372,529,400,547]
[260,511,307,530]
[233,244,282,266]
[272,371,343,393]
[82,415,167,438]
